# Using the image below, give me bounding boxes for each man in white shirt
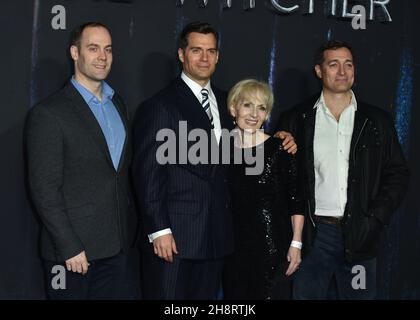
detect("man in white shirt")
[132,21,296,299]
[278,40,409,299]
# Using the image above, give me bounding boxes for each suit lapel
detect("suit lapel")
[174,77,230,178]
[212,85,234,168]
[64,82,115,170]
[112,94,129,173]
[175,78,213,130]
[212,85,233,131]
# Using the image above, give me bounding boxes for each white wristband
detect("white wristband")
[290,240,302,249]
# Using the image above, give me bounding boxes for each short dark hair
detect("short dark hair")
[314,40,354,66]
[69,22,111,49]
[178,21,219,50]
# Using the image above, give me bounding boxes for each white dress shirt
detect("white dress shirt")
[313,91,357,217]
[181,72,222,143]
[148,73,222,243]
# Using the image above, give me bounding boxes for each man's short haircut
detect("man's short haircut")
[69,22,111,49]
[178,21,219,50]
[314,40,354,67]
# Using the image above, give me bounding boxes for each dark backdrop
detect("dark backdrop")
[0,0,418,299]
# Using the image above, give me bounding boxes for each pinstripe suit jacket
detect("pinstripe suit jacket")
[132,77,234,259]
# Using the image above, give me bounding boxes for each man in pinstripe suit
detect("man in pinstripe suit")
[132,22,296,299]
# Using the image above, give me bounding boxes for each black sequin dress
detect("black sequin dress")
[223,136,303,300]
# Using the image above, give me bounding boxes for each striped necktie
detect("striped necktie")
[201,88,214,129]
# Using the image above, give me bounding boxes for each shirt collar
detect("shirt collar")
[181,72,212,98]
[71,76,114,105]
[314,90,357,112]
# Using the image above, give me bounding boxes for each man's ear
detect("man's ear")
[314,64,322,79]
[70,45,79,61]
[178,48,185,63]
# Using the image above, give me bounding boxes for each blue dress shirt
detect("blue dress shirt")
[71,77,126,170]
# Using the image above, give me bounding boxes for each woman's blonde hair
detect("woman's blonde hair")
[227,79,274,115]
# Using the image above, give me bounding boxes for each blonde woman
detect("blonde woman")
[223,79,304,299]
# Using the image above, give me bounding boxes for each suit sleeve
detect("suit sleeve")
[131,99,172,235]
[369,113,410,225]
[26,106,84,260]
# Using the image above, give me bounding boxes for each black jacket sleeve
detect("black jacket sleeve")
[368,113,410,225]
[26,106,84,260]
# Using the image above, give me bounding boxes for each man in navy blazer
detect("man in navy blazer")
[132,22,296,299]
[132,22,231,299]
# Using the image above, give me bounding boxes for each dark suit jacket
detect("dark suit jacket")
[26,81,138,262]
[132,77,234,259]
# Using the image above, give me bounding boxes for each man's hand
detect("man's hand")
[153,234,178,263]
[274,131,297,155]
[65,251,90,275]
[285,246,301,276]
